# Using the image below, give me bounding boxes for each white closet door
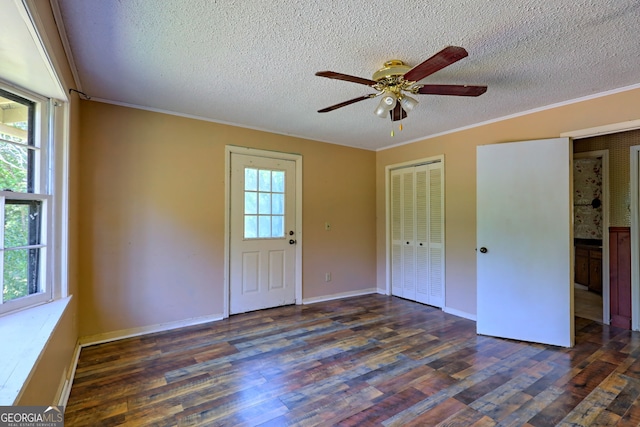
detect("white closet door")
[428,164,444,307]
[402,170,416,300]
[415,166,430,304]
[391,173,403,298]
[390,162,444,308]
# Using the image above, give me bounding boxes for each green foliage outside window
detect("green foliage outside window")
[1,121,37,302]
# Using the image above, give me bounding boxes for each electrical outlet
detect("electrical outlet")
[325,272,331,282]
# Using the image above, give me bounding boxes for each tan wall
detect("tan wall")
[78,101,376,338]
[574,128,640,227]
[376,88,640,317]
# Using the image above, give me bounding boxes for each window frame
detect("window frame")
[0,83,55,315]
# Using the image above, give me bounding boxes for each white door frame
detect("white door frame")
[384,155,444,296]
[573,150,610,325]
[563,120,640,331]
[224,145,303,318]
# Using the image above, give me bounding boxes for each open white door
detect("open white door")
[477,138,574,347]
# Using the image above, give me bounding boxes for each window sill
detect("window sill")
[0,296,72,405]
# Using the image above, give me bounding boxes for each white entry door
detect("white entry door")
[230,152,297,314]
[477,138,573,347]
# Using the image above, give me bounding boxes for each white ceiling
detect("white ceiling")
[52,0,640,151]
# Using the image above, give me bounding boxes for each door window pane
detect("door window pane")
[244,215,257,238]
[258,170,271,191]
[258,216,271,238]
[272,215,284,237]
[272,194,284,215]
[258,193,271,215]
[245,192,257,214]
[272,171,284,192]
[244,167,286,239]
[245,168,257,191]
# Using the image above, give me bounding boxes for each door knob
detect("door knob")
[289,230,294,235]
[289,239,297,245]
[479,247,488,253]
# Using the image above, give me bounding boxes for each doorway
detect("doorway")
[568,125,640,330]
[224,146,303,317]
[572,150,609,324]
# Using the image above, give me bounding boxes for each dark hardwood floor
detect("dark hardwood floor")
[66,294,640,426]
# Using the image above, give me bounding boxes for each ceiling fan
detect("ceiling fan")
[315,46,487,124]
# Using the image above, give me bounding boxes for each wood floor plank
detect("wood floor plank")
[65,294,640,426]
[401,396,467,426]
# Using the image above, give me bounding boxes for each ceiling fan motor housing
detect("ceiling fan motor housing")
[372,60,412,82]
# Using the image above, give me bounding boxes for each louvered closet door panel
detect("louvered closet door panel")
[390,172,403,297]
[415,166,430,305]
[389,161,444,307]
[428,164,444,307]
[402,171,416,300]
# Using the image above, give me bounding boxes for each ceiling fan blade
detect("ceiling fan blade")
[416,84,487,97]
[315,71,378,87]
[403,46,469,82]
[317,95,376,113]
[390,103,407,122]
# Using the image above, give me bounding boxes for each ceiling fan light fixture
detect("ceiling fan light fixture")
[375,91,397,118]
[399,95,418,113]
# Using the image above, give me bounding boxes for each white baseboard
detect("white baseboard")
[443,306,477,322]
[78,313,224,347]
[56,341,80,407]
[302,288,378,305]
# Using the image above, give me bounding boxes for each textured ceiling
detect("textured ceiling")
[53,0,640,151]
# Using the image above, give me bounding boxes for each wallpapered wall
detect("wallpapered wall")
[574,128,640,227]
[574,157,602,239]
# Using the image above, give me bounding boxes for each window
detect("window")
[244,167,285,238]
[0,87,52,314]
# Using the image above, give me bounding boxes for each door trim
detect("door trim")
[631,145,640,330]
[224,145,303,318]
[561,119,640,140]
[384,155,444,296]
[573,150,610,324]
